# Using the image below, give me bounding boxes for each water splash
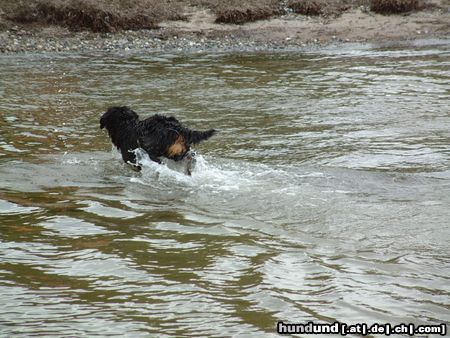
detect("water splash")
[130,148,254,192]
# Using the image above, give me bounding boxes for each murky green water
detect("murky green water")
[1,42,449,337]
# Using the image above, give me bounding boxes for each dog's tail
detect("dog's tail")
[186,129,217,145]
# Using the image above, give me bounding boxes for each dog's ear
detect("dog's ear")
[167,135,187,157]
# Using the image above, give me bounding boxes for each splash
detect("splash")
[129,148,256,192]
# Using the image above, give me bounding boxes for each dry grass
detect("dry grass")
[369,0,422,13]
[1,0,186,32]
[287,0,366,17]
[215,1,280,24]
[287,0,324,16]
[0,0,282,30]
[189,0,280,24]
[0,0,433,32]
[214,7,276,24]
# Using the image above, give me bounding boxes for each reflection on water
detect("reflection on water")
[0,42,449,336]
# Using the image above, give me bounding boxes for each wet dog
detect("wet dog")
[100,106,216,175]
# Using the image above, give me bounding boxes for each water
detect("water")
[1,41,449,337]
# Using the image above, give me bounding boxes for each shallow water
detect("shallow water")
[0,42,449,337]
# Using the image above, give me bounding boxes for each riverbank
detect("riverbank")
[0,1,448,54]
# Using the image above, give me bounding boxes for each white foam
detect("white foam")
[130,148,255,192]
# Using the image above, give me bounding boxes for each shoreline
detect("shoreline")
[1,35,449,57]
[1,6,449,54]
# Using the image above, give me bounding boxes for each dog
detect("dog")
[100,106,216,175]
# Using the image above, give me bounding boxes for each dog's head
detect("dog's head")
[167,134,189,161]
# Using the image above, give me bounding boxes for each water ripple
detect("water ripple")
[0,42,449,336]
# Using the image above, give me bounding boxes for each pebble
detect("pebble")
[0,27,331,54]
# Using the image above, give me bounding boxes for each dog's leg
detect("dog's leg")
[149,155,161,164]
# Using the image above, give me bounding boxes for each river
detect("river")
[0,41,449,336]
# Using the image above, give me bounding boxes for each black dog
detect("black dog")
[100,106,216,174]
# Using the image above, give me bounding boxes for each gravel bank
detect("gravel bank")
[0,26,339,54]
[0,4,448,54]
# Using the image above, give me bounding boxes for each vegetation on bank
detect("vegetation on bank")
[0,0,435,32]
[369,0,423,13]
[0,0,186,32]
[287,0,356,16]
[206,0,281,25]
